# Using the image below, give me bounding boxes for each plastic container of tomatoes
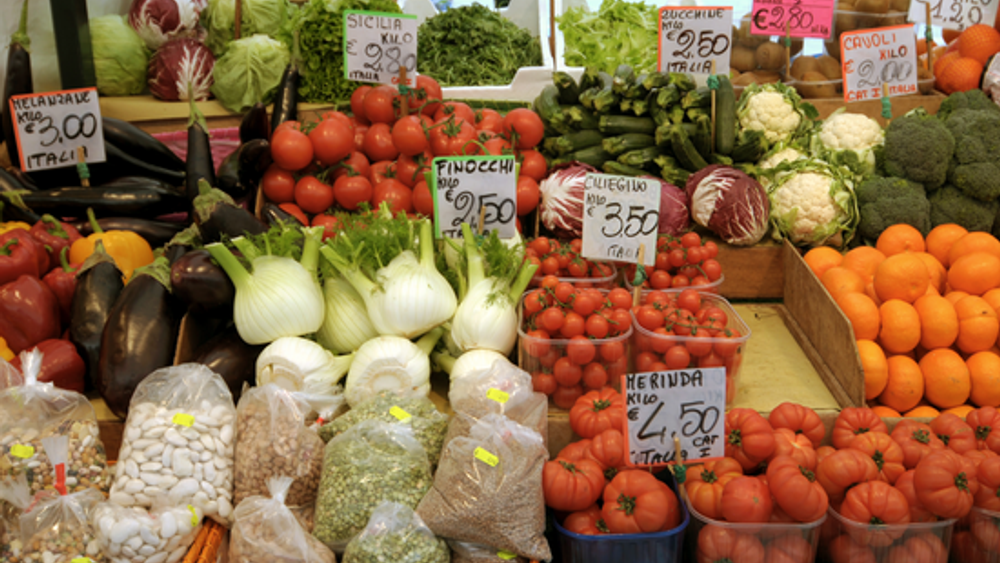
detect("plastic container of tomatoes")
[630,290,751,406]
[683,495,826,563]
[953,506,1000,563]
[623,272,726,295]
[529,262,620,290]
[817,507,956,563]
[553,469,689,563]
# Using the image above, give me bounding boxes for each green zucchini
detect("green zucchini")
[599,116,656,136]
[625,74,649,99]
[618,146,664,168]
[710,153,734,166]
[620,99,633,114]
[670,124,709,171]
[686,107,710,122]
[544,130,604,156]
[565,105,600,130]
[656,84,680,109]
[579,67,604,91]
[660,162,691,187]
[593,86,620,114]
[650,101,671,127]
[669,105,686,125]
[643,72,671,90]
[732,129,768,163]
[693,114,712,160]
[603,161,646,176]
[612,64,635,95]
[553,72,581,105]
[535,84,563,124]
[669,72,697,93]
[553,145,614,168]
[681,86,711,109]
[714,75,736,156]
[602,133,655,156]
[654,154,679,170]
[632,98,649,116]
[655,123,673,148]
[579,88,599,110]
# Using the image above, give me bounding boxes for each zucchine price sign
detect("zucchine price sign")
[343,11,417,87]
[658,7,733,76]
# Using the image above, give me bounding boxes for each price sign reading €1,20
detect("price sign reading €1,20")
[909,0,998,32]
[9,87,106,172]
[658,7,733,76]
[344,11,418,87]
[841,25,919,104]
[751,0,835,39]
[431,155,518,239]
[581,173,659,266]
[623,368,727,466]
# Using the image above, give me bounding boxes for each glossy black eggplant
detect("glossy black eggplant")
[260,202,303,227]
[240,102,270,144]
[17,182,189,219]
[96,256,183,417]
[69,242,125,391]
[102,117,185,172]
[72,217,186,247]
[193,180,267,243]
[217,139,272,202]
[2,0,32,169]
[270,63,299,132]
[0,166,36,192]
[25,143,188,188]
[192,323,264,402]
[216,150,240,199]
[170,249,235,316]
[186,119,214,203]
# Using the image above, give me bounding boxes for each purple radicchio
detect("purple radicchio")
[128,0,202,50]
[648,176,690,236]
[685,164,769,246]
[148,37,216,101]
[538,163,596,238]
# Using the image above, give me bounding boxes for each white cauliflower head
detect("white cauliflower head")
[760,147,806,171]
[812,110,884,177]
[740,91,803,143]
[768,160,858,247]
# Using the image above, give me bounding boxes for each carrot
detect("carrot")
[196,520,227,563]
[181,522,211,563]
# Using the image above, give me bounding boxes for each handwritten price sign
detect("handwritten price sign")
[623,369,726,466]
[343,11,417,86]
[909,0,998,31]
[431,156,518,239]
[751,0,834,38]
[581,173,659,266]
[658,7,733,75]
[8,87,105,172]
[841,25,918,103]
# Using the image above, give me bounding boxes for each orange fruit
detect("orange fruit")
[841,246,886,281]
[821,266,866,301]
[913,293,959,350]
[937,56,983,94]
[905,405,942,418]
[873,252,931,303]
[943,29,962,45]
[948,251,1000,295]
[968,351,1000,407]
[983,288,1000,315]
[945,290,971,305]
[943,404,975,418]
[914,252,947,294]
[804,246,844,279]
[920,347,972,408]
[955,295,1000,354]
[934,50,961,77]
[858,339,889,401]
[950,232,1000,264]
[876,224,926,257]
[925,224,969,267]
[879,299,922,354]
[837,292,882,340]
[871,405,902,418]
[879,354,925,413]
[958,24,1000,65]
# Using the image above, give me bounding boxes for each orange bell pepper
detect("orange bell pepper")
[69,208,154,281]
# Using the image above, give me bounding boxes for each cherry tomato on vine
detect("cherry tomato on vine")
[391,115,429,156]
[539,307,565,333]
[553,357,583,386]
[333,174,372,211]
[582,363,608,389]
[533,372,558,395]
[271,128,313,171]
[567,335,596,365]
[429,117,478,156]
[294,176,334,214]
[363,85,398,124]
[665,346,692,370]
[601,341,625,363]
[553,385,584,410]
[363,123,400,162]
[561,312,586,338]
[261,164,296,203]
[585,314,610,339]
[433,101,476,125]
[332,152,371,182]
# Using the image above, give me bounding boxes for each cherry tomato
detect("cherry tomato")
[524,289,548,315]
[649,270,672,289]
[687,246,704,265]
[539,274,560,292]
[681,232,702,248]
[533,372,558,395]
[567,258,589,278]
[363,85,398,124]
[350,86,372,123]
[363,123,400,162]
[333,174,372,211]
[553,357,583,386]
[700,351,726,368]
[635,352,659,372]
[391,115,429,156]
[539,347,562,368]
[524,329,550,358]
[271,128,314,171]
[332,151,371,182]
[572,293,598,317]
[311,214,341,240]
[601,341,625,363]
[293,175,334,214]
[650,327,676,354]
[412,181,433,216]
[519,149,547,182]
[665,345,692,370]
[582,363,608,390]
[539,307,565,333]
[703,240,719,259]
[561,312,586,338]
[672,274,691,288]
[634,305,664,331]
[415,75,442,116]
[609,309,632,335]
[261,164,296,203]
[702,259,723,281]
[516,176,540,216]
[676,288,702,314]
[429,118,478,156]
[540,256,560,276]
[553,282,575,304]
[309,118,355,166]
[433,101,476,126]
[530,237,552,256]
[475,108,504,134]
[715,329,743,358]
[607,288,633,311]
[502,108,545,149]
[553,384,584,410]
[566,335,596,365]
[585,314,610,339]
[372,179,413,214]
[686,331,714,357]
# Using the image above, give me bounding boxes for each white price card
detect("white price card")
[623,368,727,467]
[8,87,106,172]
[431,155,518,239]
[841,25,919,103]
[658,7,733,76]
[581,173,659,266]
[343,11,418,87]
[909,0,998,32]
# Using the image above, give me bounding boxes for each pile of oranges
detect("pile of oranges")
[930,24,1000,94]
[804,223,1000,418]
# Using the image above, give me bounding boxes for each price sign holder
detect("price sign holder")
[431,155,518,239]
[750,0,834,39]
[343,11,418,87]
[909,0,998,31]
[622,368,727,467]
[8,87,105,173]
[581,173,660,266]
[658,7,733,76]
[841,25,919,104]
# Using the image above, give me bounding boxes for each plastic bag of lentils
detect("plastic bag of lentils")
[233,384,325,508]
[343,501,448,563]
[444,360,547,448]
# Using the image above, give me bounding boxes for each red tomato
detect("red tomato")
[553,357,582,387]
[350,86,371,123]
[976,456,1000,512]
[840,481,911,547]
[273,120,301,135]
[768,428,818,471]
[483,136,513,156]
[369,160,397,186]
[363,85,398,124]
[261,164,296,203]
[516,175,540,216]
[271,128,314,171]
[532,371,557,395]
[562,505,606,536]
[353,122,369,152]
[816,448,881,505]
[967,406,1000,453]
[581,362,608,390]
[433,101,475,125]
[569,388,623,438]
[430,118,478,156]
[363,123,399,162]
[293,176,334,214]
[607,288,633,311]
[502,108,545,149]
[309,118,355,166]
[415,75,442,116]
[311,214,340,240]
[566,335,596,364]
[831,407,889,450]
[684,458,742,520]
[332,151,371,181]
[542,458,605,512]
[277,202,308,225]
[764,534,814,563]
[333,174,372,211]
[519,149,547,182]
[412,181,433,216]
[475,108,504,134]
[391,115,429,156]
[725,408,776,471]
[552,384,583,410]
[319,110,355,134]
[372,179,412,214]
[721,475,773,523]
[895,469,938,522]
[765,455,828,523]
[697,526,765,563]
[395,151,431,187]
[602,470,680,534]
[601,341,625,363]
[930,412,977,454]
[891,420,945,469]
[768,402,826,448]
[850,431,906,484]
[914,449,977,519]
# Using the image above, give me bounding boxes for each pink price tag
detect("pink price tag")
[749,0,835,39]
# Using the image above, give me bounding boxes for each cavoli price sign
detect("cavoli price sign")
[841,25,918,103]
[343,11,417,86]
[623,368,726,466]
[9,87,105,172]
[658,7,733,75]
[431,155,518,239]
[750,0,834,38]
[909,0,998,32]
[581,173,659,266]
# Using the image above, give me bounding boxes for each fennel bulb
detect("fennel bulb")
[434,348,514,382]
[205,225,325,345]
[316,274,379,354]
[345,327,444,407]
[256,336,352,419]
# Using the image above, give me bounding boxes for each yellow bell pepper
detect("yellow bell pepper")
[0,221,31,235]
[69,208,154,281]
[0,337,12,362]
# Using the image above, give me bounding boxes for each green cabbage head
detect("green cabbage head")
[211,34,290,113]
[202,0,293,56]
[90,15,150,96]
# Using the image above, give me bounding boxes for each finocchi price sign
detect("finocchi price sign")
[581,173,660,266]
[658,6,733,76]
[750,0,835,39]
[840,24,919,104]
[909,0,999,32]
[430,155,518,239]
[8,87,106,172]
[343,11,418,87]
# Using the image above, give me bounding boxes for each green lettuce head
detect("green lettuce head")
[90,15,150,96]
[211,34,290,113]
[202,0,294,55]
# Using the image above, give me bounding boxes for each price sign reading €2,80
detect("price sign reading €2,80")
[658,7,733,76]
[431,155,518,239]
[909,0,998,32]
[343,11,418,87]
[9,87,106,172]
[841,25,918,103]
[581,173,659,266]
[751,0,835,39]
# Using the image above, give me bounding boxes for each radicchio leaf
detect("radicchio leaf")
[128,0,201,50]
[148,38,216,101]
[685,164,769,246]
[538,163,596,238]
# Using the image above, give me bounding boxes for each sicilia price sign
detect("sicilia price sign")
[841,25,919,103]
[658,6,733,75]
[343,11,418,87]
[431,155,518,239]
[8,87,106,172]
[909,0,998,32]
[623,368,726,466]
[750,0,835,38]
[581,173,659,266]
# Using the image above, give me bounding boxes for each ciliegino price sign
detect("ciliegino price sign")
[343,11,418,87]
[841,24,919,103]
[909,0,999,32]
[658,7,733,75]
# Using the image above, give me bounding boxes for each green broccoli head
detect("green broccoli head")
[856,176,931,242]
[950,161,1000,201]
[883,112,954,190]
[943,109,1000,165]
[929,185,999,232]
[937,89,1000,121]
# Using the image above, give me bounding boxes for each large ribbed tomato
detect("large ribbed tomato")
[831,407,889,449]
[583,428,625,480]
[725,408,776,471]
[839,481,911,547]
[562,504,608,535]
[975,456,1000,512]
[828,534,876,563]
[601,470,680,534]
[769,428,818,471]
[930,413,977,454]
[890,419,946,469]
[763,534,813,563]
[721,475,773,523]
[766,455,828,523]
[849,431,906,485]
[967,406,1000,453]
[885,533,948,563]
[816,448,880,505]
[894,469,937,522]
[556,439,592,462]
[542,458,605,512]
[569,388,623,439]
[685,457,743,520]
[696,525,765,563]
[768,402,826,448]
[914,449,977,519]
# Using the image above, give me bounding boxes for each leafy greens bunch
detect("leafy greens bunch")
[557,0,659,75]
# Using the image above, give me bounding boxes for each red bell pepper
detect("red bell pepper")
[0,275,61,354]
[30,215,82,267]
[42,248,79,327]
[11,338,86,393]
[0,229,41,286]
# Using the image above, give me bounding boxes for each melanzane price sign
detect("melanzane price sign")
[8,87,106,172]
[431,155,518,239]
[750,0,834,39]
[841,25,918,103]
[658,6,733,75]
[343,11,418,87]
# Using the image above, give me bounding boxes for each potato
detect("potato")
[731,44,759,73]
[736,15,770,48]
[855,0,890,14]
[817,55,843,79]
[756,41,787,71]
[790,55,821,79]
[796,71,839,98]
